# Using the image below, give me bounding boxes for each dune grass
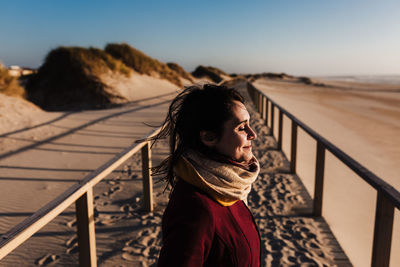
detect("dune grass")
[26,46,131,110]
[24,43,194,110]
[105,43,182,87]
[0,63,26,98]
[191,65,228,83]
[51,46,132,76]
[166,62,194,82]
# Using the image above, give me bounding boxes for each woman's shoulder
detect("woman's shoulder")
[164,180,223,221]
[171,179,218,208]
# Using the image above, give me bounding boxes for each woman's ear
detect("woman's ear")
[200,131,218,147]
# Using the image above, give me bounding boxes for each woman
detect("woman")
[152,84,261,266]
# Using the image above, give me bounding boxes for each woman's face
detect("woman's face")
[214,101,256,162]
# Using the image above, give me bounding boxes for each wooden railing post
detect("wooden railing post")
[313,141,325,216]
[278,110,283,150]
[141,142,153,212]
[262,96,266,120]
[76,188,97,267]
[264,96,267,120]
[254,91,257,109]
[255,92,258,111]
[270,104,275,137]
[256,92,259,113]
[265,98,269,127]
[371,192,395,267]
[290,121,298,173]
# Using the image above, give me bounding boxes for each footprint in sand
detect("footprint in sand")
[121,222,162,265]
[120,203,135,214]
[112,177,124,184]
[102,185,122,197]
[100,200,110,206]
[66,218,76,228]
[35,254,60,266]
[66,244,78,255]
[96,213,123,226]
[65,235,78,254]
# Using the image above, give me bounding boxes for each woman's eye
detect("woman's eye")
[238,127,245,131]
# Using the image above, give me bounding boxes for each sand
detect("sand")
[252,77,400,267]
[0,74,178,265]
[100,71,180,103]
[0,77,354,266]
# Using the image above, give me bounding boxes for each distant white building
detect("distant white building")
[8,65,36,77]
[8,65,21,76]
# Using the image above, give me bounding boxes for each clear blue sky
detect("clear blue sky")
[1,0,399,76]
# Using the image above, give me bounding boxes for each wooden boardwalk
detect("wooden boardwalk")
[0,80,357,266]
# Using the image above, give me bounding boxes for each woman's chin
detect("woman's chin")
[241,153,254,163]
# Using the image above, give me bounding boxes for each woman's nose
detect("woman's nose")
[247,126,257,140]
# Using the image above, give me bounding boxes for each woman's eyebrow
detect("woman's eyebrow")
[234,119,248,126]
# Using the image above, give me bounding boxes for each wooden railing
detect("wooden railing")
[0,127,161,266]
[247,82,400,267]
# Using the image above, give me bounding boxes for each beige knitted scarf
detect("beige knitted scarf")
[174,150,260,206]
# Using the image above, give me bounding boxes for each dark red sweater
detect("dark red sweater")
[158,180,261,267]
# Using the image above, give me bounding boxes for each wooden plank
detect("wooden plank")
[278,110,283,150]
[141,142,153,212]
[371,191,395,267]
[313,141,326,217]
[76,188,97,267]
[290,121,297,173]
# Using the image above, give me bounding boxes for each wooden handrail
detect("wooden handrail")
[0,127,161,265]
[248,82,400,209]
[247,81,399,267]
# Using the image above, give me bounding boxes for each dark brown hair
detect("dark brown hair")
[149,84,244,187]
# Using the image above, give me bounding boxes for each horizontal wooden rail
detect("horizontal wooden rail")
[248,82,400,209]
[0,127,161,264]
[247,81,399,267]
